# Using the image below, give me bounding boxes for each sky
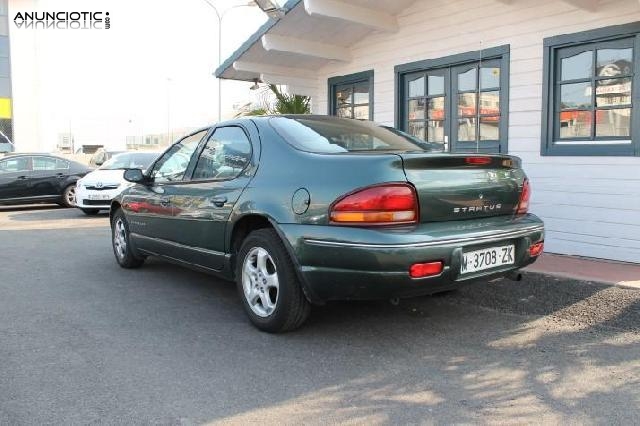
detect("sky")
[11,0,273,150]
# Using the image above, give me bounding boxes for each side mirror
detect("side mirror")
[94,159,104,166]
[123,168,147,184]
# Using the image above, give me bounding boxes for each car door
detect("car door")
[0,156,32,202]
[167,123,258,271]
[30,156,63,197]
[124,129,209,253]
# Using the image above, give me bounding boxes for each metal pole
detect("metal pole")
[202,1,256,123]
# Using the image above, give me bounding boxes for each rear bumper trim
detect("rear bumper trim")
[304,224,544,249]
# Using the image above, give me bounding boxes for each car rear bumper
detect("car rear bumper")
[278,214,544,303]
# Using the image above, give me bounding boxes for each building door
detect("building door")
[399,48,509,153]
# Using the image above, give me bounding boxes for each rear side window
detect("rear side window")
[192,127,252,180]
[32,156,58,171]
[269,116,435,154]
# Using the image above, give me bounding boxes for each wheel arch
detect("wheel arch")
[109,201,122,225]
[227,213,323,305]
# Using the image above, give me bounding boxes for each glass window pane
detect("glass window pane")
[559,111,592,139]
[597,48,633,78]
[458,93,477,117]
[457,118,477,141]
[335,86,352,106]
[427,97,445,119]
[480,67,500,89]
[151,130,205,182]
[458,68,476,92]
[560,82,592,109]
[353,83,369,104]
[596,108,631,138]
[408,121,425,141]
[408,75,425,97]
[561,51,593,81]
[336,106,352,118]
[428,75,444,95]
[480,116,500,140]
[353,105,369,120]
[427,121,445,143]
[596,77,631,107]
[32,157,57,170]
[408,99,425,120]
[193,127,252,180]
[480,91,500,115]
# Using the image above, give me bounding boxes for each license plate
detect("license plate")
[461,244,515,274]
[87,194,111,201]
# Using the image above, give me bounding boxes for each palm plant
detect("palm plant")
[236,84,310,117]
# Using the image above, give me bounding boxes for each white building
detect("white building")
[216,0,640,264]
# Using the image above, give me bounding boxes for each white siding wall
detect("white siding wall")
[311,0,640,263]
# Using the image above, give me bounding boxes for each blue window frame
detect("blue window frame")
[328,70,374,120]
[395,45,510,154]
[542,22,640,156]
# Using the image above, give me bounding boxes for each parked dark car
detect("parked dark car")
[0,153,92,207]
[110,116,544,332]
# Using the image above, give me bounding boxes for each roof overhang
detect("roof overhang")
[215,0,415,95]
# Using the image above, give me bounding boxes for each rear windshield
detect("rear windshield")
[99,152,159,170]
[269,116,443,154]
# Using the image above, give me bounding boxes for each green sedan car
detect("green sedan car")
[110,116,544,333]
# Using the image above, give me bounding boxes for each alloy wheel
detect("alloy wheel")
[65,186,76,206]
[113,218,128,261]
[242,247,280,317]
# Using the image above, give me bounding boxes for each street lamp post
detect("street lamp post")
[202,1,257,123]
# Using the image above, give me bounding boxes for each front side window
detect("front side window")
[150,129,207,183]
[328,70,373,120]
[542,23,640,156]
[192,126,252,180]
[0,157,29,173]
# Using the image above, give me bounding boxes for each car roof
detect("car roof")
[2,153,66,159]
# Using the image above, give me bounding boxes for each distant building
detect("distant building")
[57,133,74,153]
[125,128,198,150]
[0,0,13,153]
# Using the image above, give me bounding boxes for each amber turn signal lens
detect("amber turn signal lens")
[409,261,444,278]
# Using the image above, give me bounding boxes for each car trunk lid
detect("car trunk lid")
[396,153,524,222]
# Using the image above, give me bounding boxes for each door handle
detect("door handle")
[17,175,28,180]
[55,173,65,178]
[211,196,227,207]
[159,198,171,207]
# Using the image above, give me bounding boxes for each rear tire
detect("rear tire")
[60,184,77,208]
[236,228,310,333]
[81,208,100,216]
[111,209,145,269]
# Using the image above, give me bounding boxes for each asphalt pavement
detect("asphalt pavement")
[1,205,639,424]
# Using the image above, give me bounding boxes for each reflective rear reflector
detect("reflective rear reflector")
[529,242,544,257]
[409,261,444,278]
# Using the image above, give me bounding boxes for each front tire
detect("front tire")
[236,228,310,333]
[81,208,100,216]
[111,209,145,268]
[61,184,77,208]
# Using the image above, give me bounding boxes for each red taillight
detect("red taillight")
[529,241,544,257]
[410,261,444,278]
[465,156,492,165]
[516,179,531,215]
[330,183,418,225]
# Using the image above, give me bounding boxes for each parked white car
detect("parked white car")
[75,151,160,215]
